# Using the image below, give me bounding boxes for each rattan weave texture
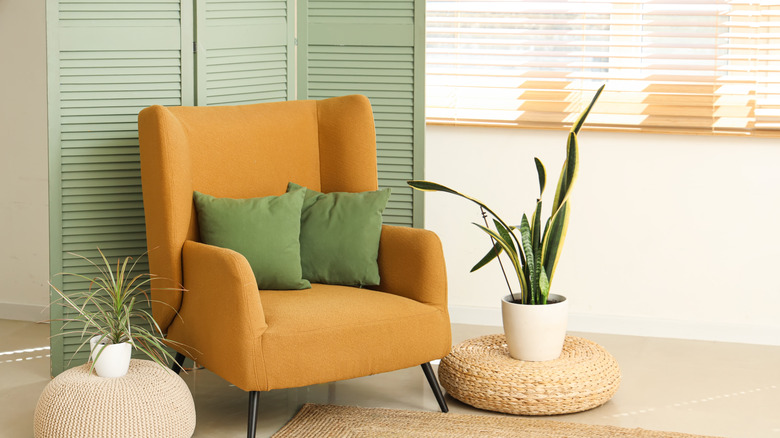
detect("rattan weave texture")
[34,359,195,438]
[273,404,723,438]
[439,335,621,415]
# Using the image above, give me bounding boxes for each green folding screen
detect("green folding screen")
[195,0,295,106]
[46,0,196,376]
[47,0,423,376]
[299,0,424,227]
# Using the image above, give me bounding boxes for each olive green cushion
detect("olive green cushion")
[193,189,311,290]
[288,182,391,286]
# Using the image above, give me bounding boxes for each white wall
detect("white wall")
[426,125,780,346]
[0,0,50,321]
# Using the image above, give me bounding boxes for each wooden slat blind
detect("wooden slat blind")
[427,0,780,136]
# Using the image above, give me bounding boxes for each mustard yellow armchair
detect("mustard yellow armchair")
[138,95,451,437]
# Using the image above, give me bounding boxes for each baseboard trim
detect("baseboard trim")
[0,302,48,322]
[448,305,780,346]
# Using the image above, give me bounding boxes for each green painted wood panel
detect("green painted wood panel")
[196,0,295,105]
[47,0,194,376]
[298,0,425,227]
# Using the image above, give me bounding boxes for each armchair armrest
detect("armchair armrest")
[372,225,448,311]
[172,240,268,391]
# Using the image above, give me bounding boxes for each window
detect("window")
[427,0,780,136]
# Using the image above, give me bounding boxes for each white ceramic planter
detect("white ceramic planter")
[89,335,132,378]
[501,294,568,361]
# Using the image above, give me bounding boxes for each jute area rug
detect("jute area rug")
[272,404,722,438]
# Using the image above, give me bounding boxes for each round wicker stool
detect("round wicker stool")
[439,334,621,416]
[34,359,196,438]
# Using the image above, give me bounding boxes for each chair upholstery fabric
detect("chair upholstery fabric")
[138,95,451,392]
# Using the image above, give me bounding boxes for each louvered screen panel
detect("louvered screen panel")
[199,0,294,105]
[49,0,189,376]
[301,0,424,227]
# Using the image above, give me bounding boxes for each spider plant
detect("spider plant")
[409,85,604,305]
[49,249,187,371]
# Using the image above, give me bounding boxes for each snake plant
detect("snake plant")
[409,85,603,305]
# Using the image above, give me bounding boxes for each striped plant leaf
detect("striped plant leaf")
[534,157,546,197]
[541,200,571,283]
[539,266,550,304]
[494,219,516,253]
[473,223,528,295]
[519,215,536,303]
[408,180,522,251]
[552,131,579,214]
[572,84,605,135]
[534,251,544,304]
[408,180,494,217]
[531,200,542,260]
[470,241,502,273]
[472,224,516,266]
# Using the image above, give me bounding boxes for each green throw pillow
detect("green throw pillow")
[193,189,311,290]
[287,182,391,286]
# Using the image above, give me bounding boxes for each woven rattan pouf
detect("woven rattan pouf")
[439,334,621,416]
[34,359,195,438]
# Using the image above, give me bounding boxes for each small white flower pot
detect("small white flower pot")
[89,335,132,378]
[501,294,568,361]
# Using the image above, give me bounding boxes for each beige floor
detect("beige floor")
[1,319,778,438]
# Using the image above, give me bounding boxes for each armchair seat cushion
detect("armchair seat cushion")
[259,284,451,390]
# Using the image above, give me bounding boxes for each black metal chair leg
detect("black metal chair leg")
[421,362,449,413]
[247,391,260,438]
[171,352,186,375]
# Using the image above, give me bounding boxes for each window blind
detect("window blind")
[427,0,780,136]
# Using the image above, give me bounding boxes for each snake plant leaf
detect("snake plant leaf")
[494,219,516,253]
[539,266,550,304]
[551,85,602,212]
[409,180,517,241]
[571,84,605,135]
[552,131,579,214]
[508,224,527,268]
[471,241,503,272]
[530,204,543,302]
[472,223,516,264]
[519,214,536,303]
[473,223,528,294]
[541,200,571,284]
[534,157,546,197]
[534,251,544,304]
[541,216,552,251]
[531,200,542,258]
[407,180,494,216]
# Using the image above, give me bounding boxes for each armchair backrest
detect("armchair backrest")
[138,95,378,331]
